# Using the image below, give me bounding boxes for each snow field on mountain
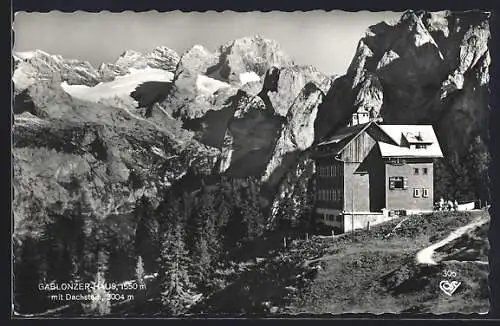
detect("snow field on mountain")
[195,74,232,95]
[60,67,174,102]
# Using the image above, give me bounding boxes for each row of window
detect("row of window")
[414,167,429,175]
[317,165,342,177]
[414,188,430,198]
[317,188,343,202]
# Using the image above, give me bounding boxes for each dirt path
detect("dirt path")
[415,214,489,265]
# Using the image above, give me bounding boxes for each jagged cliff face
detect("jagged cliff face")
[264,65,328,117]
[318,10,490,157]
[165,38,329,185]
[273,10,491,221]
[99,46,180,81]
[162,44,239,120]
[12,112,215,233]
[11,47,217,239]
[215,67,330,180]
[12,36,325,239]
[207,35,294,86]
[13,106,219,239]
[12,50,102,94]
[262,82,324,189]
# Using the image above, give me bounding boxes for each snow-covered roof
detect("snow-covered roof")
[377,125,443,158]
[378,125,436,145]
[316,121,443,159]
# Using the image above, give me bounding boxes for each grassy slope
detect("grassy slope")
[197,210,490,315]
[285,210,490,315]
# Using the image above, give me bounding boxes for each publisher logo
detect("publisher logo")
[439,280,461,296]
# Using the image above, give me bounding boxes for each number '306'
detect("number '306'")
[442,269,457,278]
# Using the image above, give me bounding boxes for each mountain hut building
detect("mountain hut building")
[312,115,444,233]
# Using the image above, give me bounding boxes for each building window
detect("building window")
[414,188,421,197]
[416,144,427,149]
[422,188,429,198]
[423,168,428,175]
[414,168,419,175]
[389,176,407,190]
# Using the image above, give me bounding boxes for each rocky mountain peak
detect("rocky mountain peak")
[206,35,294,86]
[97,46,180,82]
[12,49,102,93]
[113,46,180,72]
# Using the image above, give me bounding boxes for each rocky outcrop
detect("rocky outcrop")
[330,10,490,158]
[13,108,218,237]
[262,82,324,189]
[12,50,101,94]
[262,65,328,117]
[219,94,284,178]
[117,46,180,71]
[13,47,180,117]
[12,61,219,239]
[268,152,316,228]
[99,46,180,81]
[163,39,329,184]
[206,35,294,86]
[314,9,491,202]
[162,45,239,120]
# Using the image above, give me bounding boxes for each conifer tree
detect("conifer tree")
[14,237,47,313]
[134,196,159,272]
[240,179,265,241]
[465,135,490,201]
[135,256,146,285]
[84,250,111,316]
[191,190,220,287]
[158,195,193,315]
[134,255,146,310]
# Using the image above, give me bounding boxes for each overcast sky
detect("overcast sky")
[13,10,402,76]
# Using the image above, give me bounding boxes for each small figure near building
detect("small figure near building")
[439,197,445,211]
